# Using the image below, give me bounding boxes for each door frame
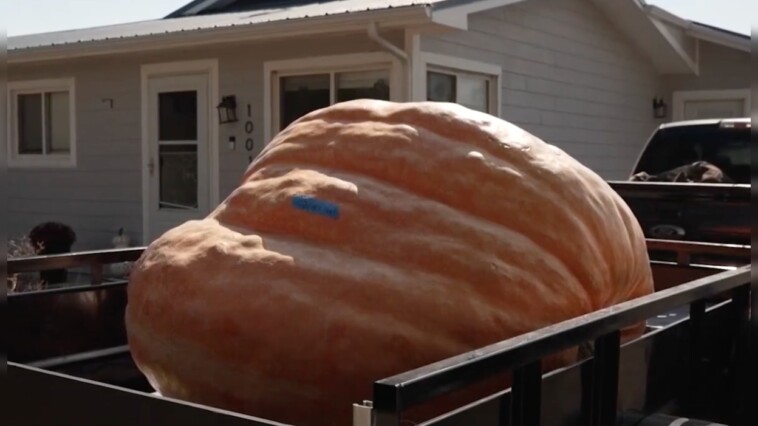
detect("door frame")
[140,59,220,244]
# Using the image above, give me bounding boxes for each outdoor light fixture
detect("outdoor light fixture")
[653,97,667,119]
[217,95,238,124]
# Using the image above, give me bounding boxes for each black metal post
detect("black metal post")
[748,276,758,426]
[372,382,403,426]
[509,360,542,426]
[688,299,706,417]
[589,331,621,426]
[729,284,751,426]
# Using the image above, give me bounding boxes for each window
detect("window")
[633,121,751,184]
[9,78,76,167]
[265,53,401,143]
[277,68,391,130]
[422,53,500,116]
[427,70,491,113]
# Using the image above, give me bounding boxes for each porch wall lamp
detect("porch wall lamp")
[653,97,667,119]
[217,95,239,124]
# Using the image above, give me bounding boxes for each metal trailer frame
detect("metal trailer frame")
[365,266,751,426]
[6,241,756,426]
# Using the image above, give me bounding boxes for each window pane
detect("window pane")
[336,70,390,103]
[159,144,198,210]
[280,74,330,129]
[457,74,489,113]
[45,91,70,153]
[427,71,456,103]
[633,124,751,183]
[159,91,197,141]
[18,93,43,154]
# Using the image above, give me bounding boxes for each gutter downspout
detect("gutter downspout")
[367,21,411,101]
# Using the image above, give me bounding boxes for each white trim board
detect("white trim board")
[7,78,77,169]
[139,59,220,245]
[262,51,404,145]
[419,51,503,118]
[671,89,751,121]
[404,28,423,102]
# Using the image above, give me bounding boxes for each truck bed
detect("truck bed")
[609,181,751,265]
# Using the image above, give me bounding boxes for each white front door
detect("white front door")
[145,73,210,241]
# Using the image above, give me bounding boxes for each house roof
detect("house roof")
[8,0,748,70]
[164,0,331,19]
[9,0,441,52]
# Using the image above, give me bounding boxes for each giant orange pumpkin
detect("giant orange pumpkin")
[125,99,653,426]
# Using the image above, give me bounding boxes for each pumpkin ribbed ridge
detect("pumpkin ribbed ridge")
[235,113,620,304]
[252,122,608,261]
[220,164,592,307]
[126,99,653,426]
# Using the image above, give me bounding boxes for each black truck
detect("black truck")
[608,118,751,272]
[609,117,751,246]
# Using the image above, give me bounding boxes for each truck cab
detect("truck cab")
[629,117,751,184]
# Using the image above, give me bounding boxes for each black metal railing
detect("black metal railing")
[8,239,744,286]
[371,265,752,426]
[608,181,751,198]
[8,246,146,285]
[646,238,750,266]
[7,242,754,425]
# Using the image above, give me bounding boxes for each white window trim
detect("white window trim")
[672,89,751,121]
[263,52,404,145]
[419,52,502,118]
[7,78,77,168]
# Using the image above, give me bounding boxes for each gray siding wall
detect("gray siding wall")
[8,31,404,250]
[662,40,751,100]
[420,0,665,179]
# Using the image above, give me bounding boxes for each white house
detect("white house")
[7,0,751,250]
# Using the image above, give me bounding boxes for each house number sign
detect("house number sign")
[245,104,255,163]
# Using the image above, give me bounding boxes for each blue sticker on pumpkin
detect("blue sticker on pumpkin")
[291,195,340,219]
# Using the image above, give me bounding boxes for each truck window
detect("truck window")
[633,124,751,183]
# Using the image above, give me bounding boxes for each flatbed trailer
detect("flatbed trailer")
[6,239,755,426]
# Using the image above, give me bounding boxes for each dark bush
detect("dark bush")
[29,221,77,285]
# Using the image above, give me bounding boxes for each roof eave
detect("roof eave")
[644,4,750,53]
[590,0,698,75]
[687,24,750,53]
[428,0,702,75]
[9,6,433,64]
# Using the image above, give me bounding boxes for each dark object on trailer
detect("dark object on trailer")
[629,161,733,183]
[6,242,756,426]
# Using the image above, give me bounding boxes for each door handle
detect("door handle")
[148,157,155,176]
